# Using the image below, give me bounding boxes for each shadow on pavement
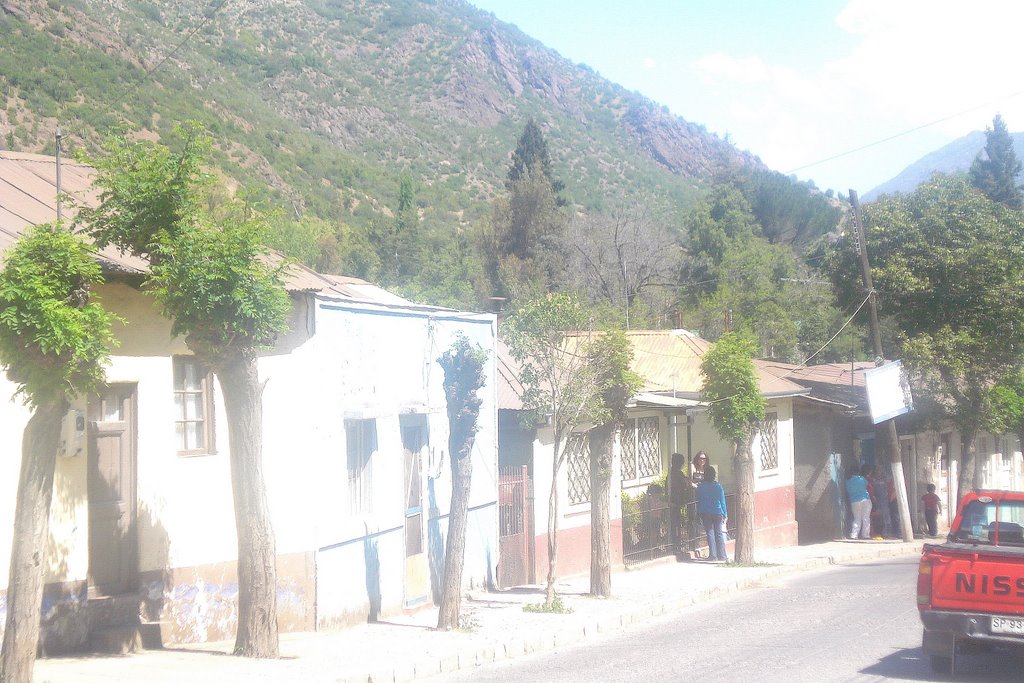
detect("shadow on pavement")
[860,645,1023,682]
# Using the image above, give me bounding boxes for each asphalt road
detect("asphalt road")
[438,557,1024,682]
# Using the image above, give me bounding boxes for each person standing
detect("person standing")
[696,464,728,562]
[846,465,872,540]
[922,483,942,537]
[690,451,708,488]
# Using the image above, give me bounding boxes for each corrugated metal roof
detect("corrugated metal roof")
[496,341,526,411]
[497,328,808,411]
[0,152,411,305]
[761,361,872,387]
[0,150,149,275]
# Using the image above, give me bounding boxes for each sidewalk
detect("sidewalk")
[34,539,925,683]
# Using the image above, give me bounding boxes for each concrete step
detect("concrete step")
[88,624,142,654]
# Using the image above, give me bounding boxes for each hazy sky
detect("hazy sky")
[469,0,1024,195]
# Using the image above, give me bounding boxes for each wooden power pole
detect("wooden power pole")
[849,190,914,542]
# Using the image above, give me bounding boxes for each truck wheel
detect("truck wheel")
[930,654,952,675]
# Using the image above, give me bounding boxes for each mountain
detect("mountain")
[864,131,1024,201]
[0,0,768,232]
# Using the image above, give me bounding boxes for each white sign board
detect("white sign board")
[864,360,914,424]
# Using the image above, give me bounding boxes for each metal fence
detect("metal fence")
[622,494,737,567]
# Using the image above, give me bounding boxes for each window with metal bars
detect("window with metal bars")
[621,416,661,483]
[567,432,590,505]
[757,412,779,472]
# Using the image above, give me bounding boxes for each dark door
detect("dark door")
[88,384,138,596]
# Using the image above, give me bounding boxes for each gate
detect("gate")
[498,465,530,587]
[622,494,737,567]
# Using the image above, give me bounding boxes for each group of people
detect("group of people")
[845,463,943,539]
[669,451,729,562]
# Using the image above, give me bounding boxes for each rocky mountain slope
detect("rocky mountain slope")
[0,0,767,230]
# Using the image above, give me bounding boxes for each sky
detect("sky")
[468,0,1024,195]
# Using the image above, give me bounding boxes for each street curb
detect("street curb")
[362,542,923,682]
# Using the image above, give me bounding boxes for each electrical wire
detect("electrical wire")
[786,88,1024,176]
[705,289,873,406]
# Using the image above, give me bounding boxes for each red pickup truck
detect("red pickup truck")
[918,489,1024,675]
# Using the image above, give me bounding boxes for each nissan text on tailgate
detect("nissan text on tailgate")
[918,490,1024,675]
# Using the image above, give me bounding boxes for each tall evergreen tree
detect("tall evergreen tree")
[969,114,1023,209]
[506,118,565,202]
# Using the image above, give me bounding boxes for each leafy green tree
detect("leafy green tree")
[0,224,115,683]
[988,371,1024,461]
[699,332,764,563]
[827,174,1024,502]
[77,128,289,657]
[587,331,642,597]
[969,114,1023,210]
[686,184,760,295]
[484,167,567,298]
[435,334,488,630]
[504,293,599,606]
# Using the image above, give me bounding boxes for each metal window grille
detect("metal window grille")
[621,419,637,481]
[758,413,779,471]
[567,432,591,505]
[637,417,661,478]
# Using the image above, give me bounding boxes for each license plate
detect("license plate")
[991,616,1024,635]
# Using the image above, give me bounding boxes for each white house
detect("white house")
[0,151,499,651]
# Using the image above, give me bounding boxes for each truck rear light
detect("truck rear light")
[917,559,933,608]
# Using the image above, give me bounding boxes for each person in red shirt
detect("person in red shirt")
[922,483,942,537]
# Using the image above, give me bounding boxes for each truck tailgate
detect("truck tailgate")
[929,543,1024,616]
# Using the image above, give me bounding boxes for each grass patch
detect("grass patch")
[718,561,779,568]
[523,594,574,614]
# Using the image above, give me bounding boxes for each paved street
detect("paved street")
[439,557,1024,682]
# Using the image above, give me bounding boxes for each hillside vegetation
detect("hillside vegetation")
[0,0,846,361]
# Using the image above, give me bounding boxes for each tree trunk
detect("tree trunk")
[544,441,563,607]
[215,353,279,658]
[589,423,613,598]
[957,428,978,506]
[733,432,756,564]
[1,399,65,683]
[436,435,474,630]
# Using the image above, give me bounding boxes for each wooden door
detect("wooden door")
[88,384,138,596]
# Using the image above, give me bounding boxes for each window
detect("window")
[173,356,214,456]
[621,416,661,483]
[346,418,377,515]
[567,432,590,505]
[757,412,779,472]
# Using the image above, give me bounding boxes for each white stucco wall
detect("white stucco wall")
[0,284,500,638]
[686,398,796,494]
[288,297,499,625]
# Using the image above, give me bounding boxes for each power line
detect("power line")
[786,88,1024,176]
[61,0,231,140]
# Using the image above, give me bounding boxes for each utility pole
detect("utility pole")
[55,127,63,223]
[849,189,913,541]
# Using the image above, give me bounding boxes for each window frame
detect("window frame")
[173,356,216,457]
